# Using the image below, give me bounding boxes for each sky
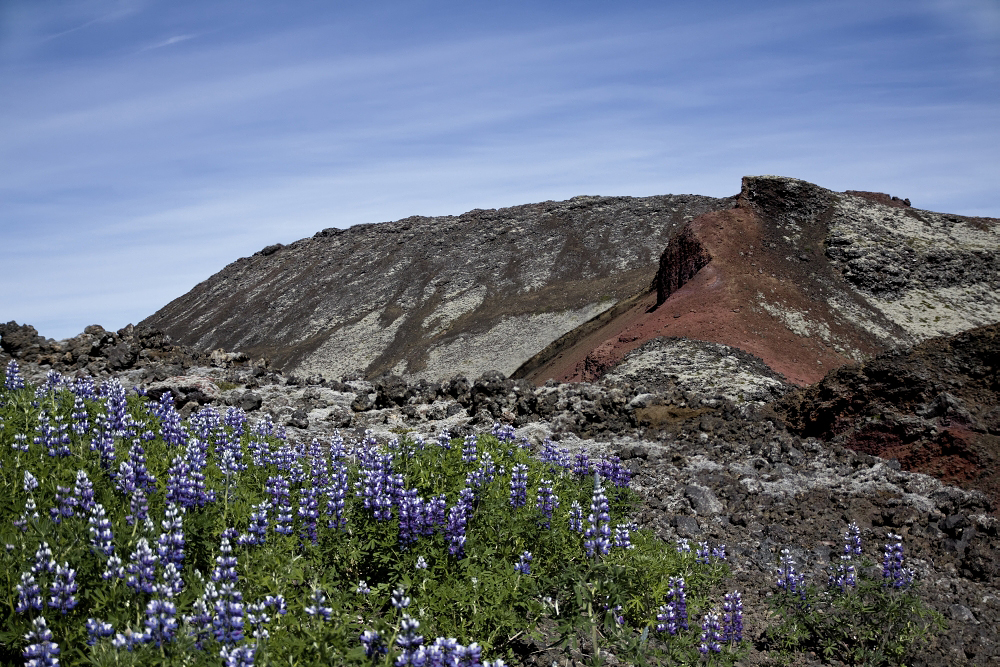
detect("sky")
[1,0,998,341]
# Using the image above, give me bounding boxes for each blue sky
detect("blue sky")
[2,0,998,341]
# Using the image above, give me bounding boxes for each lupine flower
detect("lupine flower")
[882,533,914,589]
[722,591,743,643]
[22,616,59,667]
[584,475,611,558]
[415,556,428,570]
[509,464,528,508]
[436,430,452,449]
[86,618,114,645]
[391,587,411,610]
[568,501,584,533]
[221,644,256,667]
[213,582,246,644]
[48,563,78,614]
[514,551,532,575]
[50,486,77,524]
[88,503,115,556]
[536,480,559,528]
[712,544,727,562]
[212,538,239,584]
[676,538,691,553]
[16,571,44,613]
[572,451,591,477]
[297,484,320,545]
[73,470,96,513]
[238,502,269,547]
[830,523,861,591]
[361,630,387,658]
[776,549,807,602]
[104,555,125,580]
[5,360,25,390]
[184,586,216,649]
[325,460,349,530]
[304,588,333,621]
[695,541,711,564]
[23,470,39,492]
[157,504,186,570]
[144,597,178,647]
[396,614,425,663]
[71,396,90,436]
[699,610,723,655]
[32,543,56,575]
[126,538,158,594]
[462,434,478,463]
[356,580,371,595]
[13,432,29,452]
[445,489,474,557]
[613,522,637,550]
[655,577,688,634]
[159,562,185,598]
[246,601,272,640]
[491,422,516,444]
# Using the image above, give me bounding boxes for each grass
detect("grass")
[0,362,944,666]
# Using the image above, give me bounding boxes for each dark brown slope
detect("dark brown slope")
[515,176,1000,387]
[141,194,731,381]
[778,323,1000,514]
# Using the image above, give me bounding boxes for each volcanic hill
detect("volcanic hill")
[143,176,1000,390]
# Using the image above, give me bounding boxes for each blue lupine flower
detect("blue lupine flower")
[699,610,722,655]
[830,523,861,591]
[157,504,186,570]
[71,396,90,436]
[535,480,559,529]
[491,422,516,444]
[73,470,96,514]
[572,451,591,478]
[88,503,116,556]
[613,522,637,550]
[514,551,532,575]
[126,538,158,594]
[462,434,478,463]
[16,571,44,613]
[776,549,807,602]
[655,577,688,634]
[212,537,239,584]
[568,501,584,534]
[361,629,387,658]
[584,475,611,558]
[144,597,178,647]
[213,582,246,644]
[695,542,711,565]
[391,587,411,610]
[675,538,691,553]
[238,502,269,547]
[221,644,256,667]
[13,432,29,452]
[445,490,473,557]
[5,360,25,390]
[712,544,727,562]
[48,563,78,614]
[509,464,528,508]
[22,616,59,667]
[50,486,77,525]
[32,543,56,575]
[298,484,320,545]
[882,532,913,589]
[722,591,743,643]
[304,588,332,621]
[23,470,39,493]
[356,580,371,595]
[396,614,425,664]
[436,430,452,449]
[86,618,114,645]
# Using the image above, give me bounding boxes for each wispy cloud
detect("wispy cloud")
[140,33,197,52]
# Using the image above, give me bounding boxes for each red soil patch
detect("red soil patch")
[523,206,887,386]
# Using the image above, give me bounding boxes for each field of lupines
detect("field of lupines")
[0,359,943,666]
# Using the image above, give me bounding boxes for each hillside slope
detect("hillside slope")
[141,194,730,380]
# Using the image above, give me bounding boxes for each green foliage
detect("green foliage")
[767,562,947,666]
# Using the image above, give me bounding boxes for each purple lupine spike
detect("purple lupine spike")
[698,610,723,655]
[71,395,90,436]
[568,501,584,533]
[213,582,246,644]
[5,360,25,390]
[613,522,637,550]
[32,542,56,575]
[23,470,39,492]
[882,532,913,588]
[212,537,239,584]
[298,484,320,545]
[722,591,743,643]
[776,549,807,601]
[325,461,349,531]
[239,501,269,546]
[514,551,532,575]
[73,469,96,513]
[157,503,186,570]
[143,596,178,647]
[584,474,611,558]
[535,479,559,529]
[304,588,333,621]
[126,538,158,594]
[86,618,114,645]
[436,430,452,449]
[48,562,78,614]
[16,571,44,613]
[462,434,478,463]
[509,464,528,508]
[50,485,77,524]
[572,451,591,478]
[221,643,256,667]
[655,576,688,634]
[695,542,711,565]
[22,616,59,667]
